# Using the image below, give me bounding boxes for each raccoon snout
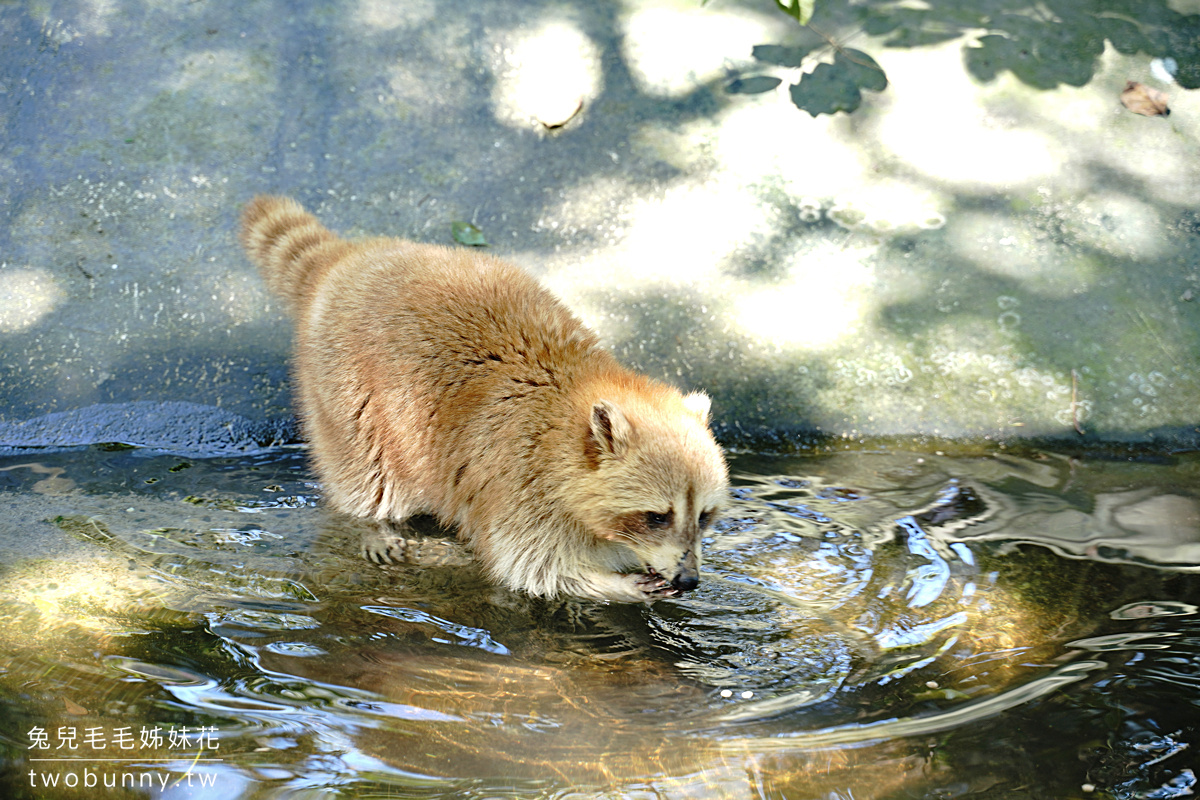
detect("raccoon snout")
[671,568,700,593]
[669,547,700,592]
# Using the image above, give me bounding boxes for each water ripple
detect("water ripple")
[717,659,1107,751]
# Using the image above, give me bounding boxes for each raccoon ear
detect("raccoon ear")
[589,399,632,460]
[682,391,711,422]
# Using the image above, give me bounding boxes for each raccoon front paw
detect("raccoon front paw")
[634,568,681,600]
[598,570,679,604]
[564,570,674,604]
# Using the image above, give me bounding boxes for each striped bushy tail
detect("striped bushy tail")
[240,195,347,317]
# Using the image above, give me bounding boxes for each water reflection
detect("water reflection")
[0,446,1198,797]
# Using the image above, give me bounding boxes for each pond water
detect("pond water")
[0,443,1197,799]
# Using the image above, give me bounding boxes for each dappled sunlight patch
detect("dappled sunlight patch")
[35,0,117,38]
[524,175,635,252]
[0,556,179,652]
[710,101,868,200]
[804,324,1088,437]
[733,241,877,351]
[1067,192,1170,261]
[11,175,270,340]
[0,267,66,333]
[1019,46,1199,207]
[385,62,445,121]
[875,43,1063,191]
[489,18,601,130]
[947,211,1099,296]
[924,325,1074,427]
[200,269,273,327]
[621,2,776,97]
[632,121,712,172]
[160,48,271,96]
[1026,80,1119,135]
[354,0,436,30]
[824,180,948,236]
[541,179,767,297]
[617,181,764,280]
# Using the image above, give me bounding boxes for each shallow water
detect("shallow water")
[0,444,1197,799]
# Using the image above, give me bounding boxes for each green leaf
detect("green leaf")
[725,75,783,94]
[451,221,488,247]
[751,44,811,68]
[861,10,904,36]
[964,34,1016,83]
[774,0,815,25]
[836,48,888,92]
[786,49,889,116]
[1103,19,1150,56]
[789,62,862,116]
[884,29,962,48]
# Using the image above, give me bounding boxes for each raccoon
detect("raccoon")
[240,196,728,603]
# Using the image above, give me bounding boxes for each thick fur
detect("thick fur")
[240,196,728,603]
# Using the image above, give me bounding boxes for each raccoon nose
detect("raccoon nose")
[672,570,700,593]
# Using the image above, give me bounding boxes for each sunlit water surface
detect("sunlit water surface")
[0,444,1197,799]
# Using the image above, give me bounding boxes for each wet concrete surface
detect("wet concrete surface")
[2,0,1198,451]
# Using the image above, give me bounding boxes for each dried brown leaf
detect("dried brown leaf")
[537,97,583,129]
[1120,81,1170,117]
[62,697,89,716]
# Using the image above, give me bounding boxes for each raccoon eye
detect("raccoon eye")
[698,510,714,529]
[645,511,673,529]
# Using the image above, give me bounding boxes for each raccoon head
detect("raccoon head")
[580,392,728,597]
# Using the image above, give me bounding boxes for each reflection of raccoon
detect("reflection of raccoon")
[240,196,728,603]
